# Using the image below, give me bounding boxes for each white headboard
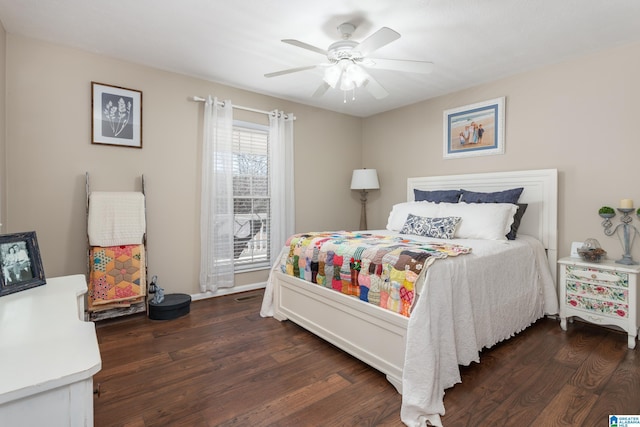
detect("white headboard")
[407,169,558,282]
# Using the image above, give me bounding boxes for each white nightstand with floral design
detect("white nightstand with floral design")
[558,257,640,349]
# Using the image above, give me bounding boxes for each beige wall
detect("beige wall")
[5,33,640,296]
[363,42,640,266]
[0,23,6,231]
[4,35,362,295]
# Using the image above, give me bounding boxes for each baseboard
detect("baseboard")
[190,281,266,301]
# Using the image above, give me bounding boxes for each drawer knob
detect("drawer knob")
[591,274,597,279]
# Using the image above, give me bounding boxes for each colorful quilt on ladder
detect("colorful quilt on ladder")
[281,231,471,317]
[88,244,146,309]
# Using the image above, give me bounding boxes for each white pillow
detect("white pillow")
[437,202,518,240]
[386,201,440,232]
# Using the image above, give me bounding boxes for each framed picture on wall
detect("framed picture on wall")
[0,231,46,297]
[443,97,505,159]
[92,82,143,148]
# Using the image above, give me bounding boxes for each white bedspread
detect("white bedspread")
[401,233,557,426]
[260,232,558,427]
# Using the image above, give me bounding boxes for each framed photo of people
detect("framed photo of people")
[0,231,46,297]
[91,82,143,148]
[443,97,505,159]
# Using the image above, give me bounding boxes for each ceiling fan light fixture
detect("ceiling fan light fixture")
[323,64,342,88]
[326,60,369,95]
[339,78,356,91]
[345,63,368,87]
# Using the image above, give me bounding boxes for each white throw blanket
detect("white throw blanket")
[88,191,146,246]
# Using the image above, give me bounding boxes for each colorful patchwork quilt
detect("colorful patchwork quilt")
[88,244,146,309]
[281,231,471,317]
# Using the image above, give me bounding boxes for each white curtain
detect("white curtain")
[200,96,234,292]
[269,111,295,264]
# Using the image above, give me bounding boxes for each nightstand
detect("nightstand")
[558,257,640,349]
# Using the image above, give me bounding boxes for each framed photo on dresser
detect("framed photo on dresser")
[0,231,46,296]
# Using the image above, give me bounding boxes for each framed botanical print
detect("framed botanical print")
[92,82,143,148]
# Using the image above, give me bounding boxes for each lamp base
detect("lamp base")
[359,189,368,230]
[616,255,638,265]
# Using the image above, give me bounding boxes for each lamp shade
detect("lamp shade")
[350,169,380,190]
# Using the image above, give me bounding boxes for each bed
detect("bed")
[260,169,559,427]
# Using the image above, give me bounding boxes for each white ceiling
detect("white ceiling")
[1,0,640,117]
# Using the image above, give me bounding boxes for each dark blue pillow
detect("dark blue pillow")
[414,189,461,203]
[459,187,524,204]
[506,204,528,240]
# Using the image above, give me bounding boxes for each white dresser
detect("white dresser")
[558,257,640,349]
[0,274,102,426]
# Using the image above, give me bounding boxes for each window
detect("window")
[232,121,270,270]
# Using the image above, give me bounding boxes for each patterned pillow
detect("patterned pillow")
[400,214,461,239]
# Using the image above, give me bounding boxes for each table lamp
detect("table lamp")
[351,168,380,230]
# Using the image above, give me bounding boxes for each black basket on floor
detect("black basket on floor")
[148,293,191,320]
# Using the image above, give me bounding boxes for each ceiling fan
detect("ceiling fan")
[264,23,434,101]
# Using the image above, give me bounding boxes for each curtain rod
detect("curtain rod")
[191,96,295,120]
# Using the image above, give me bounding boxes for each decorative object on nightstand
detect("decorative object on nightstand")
[558,257,640,349]
[577,238,606,263]
[351,168,380,230]
[598,205,615,218]
[599,200,639,265]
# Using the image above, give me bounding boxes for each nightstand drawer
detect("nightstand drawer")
[565,293,629,318]
[565,265,628,287]
[565,280,628,303]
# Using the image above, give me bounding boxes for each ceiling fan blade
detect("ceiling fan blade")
[363,75,389,99]
[282,39,328,56]
[264,65,318,78]
[312,82,330,98]
[356,27,401,57]
[368,58,434,74]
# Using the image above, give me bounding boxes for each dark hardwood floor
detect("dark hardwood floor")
[93,289,640,427]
